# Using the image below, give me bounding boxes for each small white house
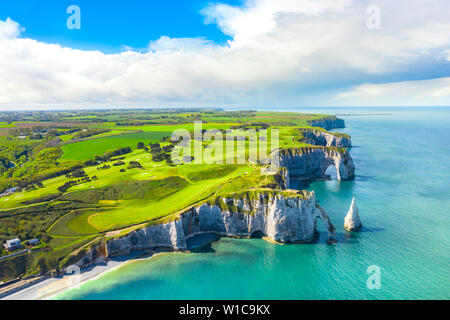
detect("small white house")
[4,238,22,251]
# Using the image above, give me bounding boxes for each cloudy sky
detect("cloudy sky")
[0,0,449,110]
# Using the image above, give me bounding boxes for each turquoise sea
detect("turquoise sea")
[56,107,450,300]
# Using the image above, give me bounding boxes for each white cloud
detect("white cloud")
[202,0,352,46]
[0,0,450,109]
[333,78,450,106]
[0,18,22,39]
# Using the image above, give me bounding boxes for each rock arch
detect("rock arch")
[270,147,355,183]
[324,163,338,179]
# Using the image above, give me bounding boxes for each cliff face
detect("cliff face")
[102,190,335,258]
[308,116,345,130]
[300,129,351,148]
[271,147,355,182]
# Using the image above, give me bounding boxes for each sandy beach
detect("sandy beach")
[1,251,159,300]
[1,233,220,300]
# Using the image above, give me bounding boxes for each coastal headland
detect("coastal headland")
[0,109,354,299]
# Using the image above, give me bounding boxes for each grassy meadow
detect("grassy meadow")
[0,109,343,280]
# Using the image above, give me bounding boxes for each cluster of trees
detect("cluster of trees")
[0,141,133,195]
[72,128,110,140]
[0,155,14,175]
[58,180,79,193]
[94,147,132,163]
[83,148,130,168]
[58,175,97,193]
[253,123,270,129]
[0,144,33,172]
[116,121,155,126]
[150,143,162,153]
[148,142,174,164]
[65,169,87,178]
[127,161,142,169]
[23,181,44,191]
[8,125,83,138]
[0,142,90,194]
[113,161,125,166]
[8,126,47,137]
[0,162,84,194]
[97,164,111,170]
[110,156,125,161]
[162,145,174,153]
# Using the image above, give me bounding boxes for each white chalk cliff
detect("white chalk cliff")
[74,190,337,266]
[307,116,345,130]
[300,129,351,148]
[271,147,355,182]
[344,197,362,231]
[105,190,336,254]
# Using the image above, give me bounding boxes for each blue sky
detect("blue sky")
[0,0,241,52]
[0,0,449,109]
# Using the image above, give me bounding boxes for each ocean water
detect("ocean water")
[56,108,450,300]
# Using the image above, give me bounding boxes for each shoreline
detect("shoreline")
[2,232,225,300]
[2,230,320,299]
[1,250,169,300]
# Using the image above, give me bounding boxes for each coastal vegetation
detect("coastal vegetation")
[0,108,349,282]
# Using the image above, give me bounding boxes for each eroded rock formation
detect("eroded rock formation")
[271,147,355,182]
[300,129,351,148]
[344,197,362,231]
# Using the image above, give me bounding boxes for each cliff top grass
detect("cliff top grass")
[210,188,310,203]
[298,127,350,139]
[0,109,349,281]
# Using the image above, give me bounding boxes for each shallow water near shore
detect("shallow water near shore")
[55,107,450,300]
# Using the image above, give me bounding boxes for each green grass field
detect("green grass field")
[0,122,15,128]
[60,131,172,160]
[0,110,347,280]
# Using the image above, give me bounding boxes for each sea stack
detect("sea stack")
[344,197,362,231]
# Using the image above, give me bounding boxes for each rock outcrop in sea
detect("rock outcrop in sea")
[344,197,362,231]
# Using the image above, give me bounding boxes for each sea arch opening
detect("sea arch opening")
[324,164,338,180]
